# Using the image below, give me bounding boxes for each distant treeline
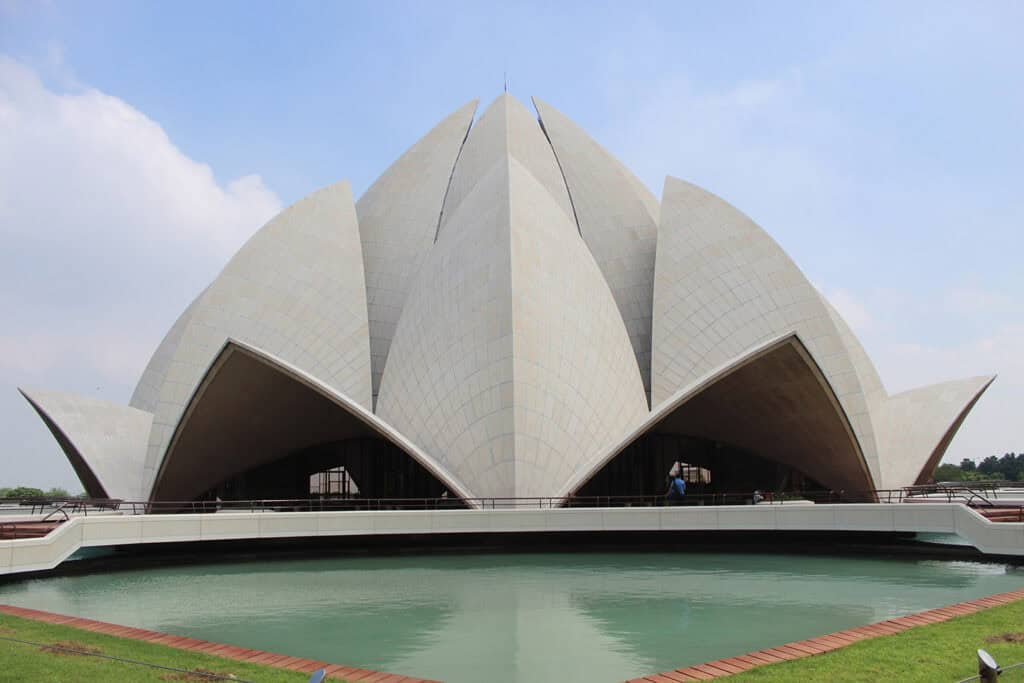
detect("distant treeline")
[0,486,82,499]
[935,453,1024,482]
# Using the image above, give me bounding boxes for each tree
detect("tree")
[4,486,45,499]
[934,464,965,481]
[960,458,976,472]
[998,453,1021,481]
[2,486,82,499]
[979,455,1001,475]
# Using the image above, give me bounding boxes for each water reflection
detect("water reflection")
[0,552,1021,683]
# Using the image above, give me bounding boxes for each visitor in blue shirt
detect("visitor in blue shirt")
[666,474,686,506]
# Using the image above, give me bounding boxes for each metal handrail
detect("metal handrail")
[2,488,1024,518]
[40,501,73,522]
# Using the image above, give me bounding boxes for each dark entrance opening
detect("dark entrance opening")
[197,437,465,505]
[576,433,823,501]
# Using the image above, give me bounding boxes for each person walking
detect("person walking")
[663,471,688,501]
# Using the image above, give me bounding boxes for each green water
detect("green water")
[1,552,1022,682]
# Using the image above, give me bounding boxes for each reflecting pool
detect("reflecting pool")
[1,552,1022,682]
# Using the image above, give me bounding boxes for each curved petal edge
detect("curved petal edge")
[876,375,996,489]
[142,180,373,494]
[558,333,875,499]
[152,339,477,505]
[652,176,881,485]
[533,97,659,401]
[19,388,153,500]
[357,99,478,405]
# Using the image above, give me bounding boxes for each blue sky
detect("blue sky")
[1,1,1021,490]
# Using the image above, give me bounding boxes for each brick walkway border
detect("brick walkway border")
[626,586,1024,682]
[0,603,440,683]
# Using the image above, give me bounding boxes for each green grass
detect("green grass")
[0,613,330,682]
[728,599,1024,682]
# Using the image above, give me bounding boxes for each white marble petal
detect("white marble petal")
[357,100,478,405]
[20,388,152,500]
[142,180,372,495]
[533,97,658,402]
[377,95,647,499]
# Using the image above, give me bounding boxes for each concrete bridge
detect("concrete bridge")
[2,502,1022,576]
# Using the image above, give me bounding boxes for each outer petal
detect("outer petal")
[652,176,880,485]
[19,388,152,500]
[820,294,887,409]
[142,181,372,495]
[129,287,207,413]
[356,100,477,405]
[876,376,995,489]
[151,340,473,503]
[533,97,658,401]
[822,294,994,487]
[559,334,875,497]
[377,95,648,499]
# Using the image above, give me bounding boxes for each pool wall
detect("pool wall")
[2,503,1022,577]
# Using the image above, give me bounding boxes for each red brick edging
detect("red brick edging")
[0,604,440,683]
[626,587,1024,682]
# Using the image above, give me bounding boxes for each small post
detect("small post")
[978,649,999,683]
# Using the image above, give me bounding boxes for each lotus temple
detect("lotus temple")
[18,94,994,508]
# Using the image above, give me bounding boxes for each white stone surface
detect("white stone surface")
[357,100,477,405]
[18,388,152,500]
[438,95,575,233]
[876,376,996,489]
[377,95,647,499]
[821,294,887,411]
[652,177,881,485]
[533,97,659,402]
[0,540,11,570]
[129,288,206,413]
[141,181,373,495]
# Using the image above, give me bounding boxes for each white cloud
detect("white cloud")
[0,55,281,488]
[0,56,281,383]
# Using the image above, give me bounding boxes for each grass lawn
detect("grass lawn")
[728,598,1024,682]
[0,612,331,682]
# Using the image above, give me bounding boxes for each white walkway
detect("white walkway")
[2,503,1022,576]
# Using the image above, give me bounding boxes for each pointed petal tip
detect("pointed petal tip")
[452,97,480,120]
[976,374,997,394]
[481,92,531,116]
[531,95,554,113]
